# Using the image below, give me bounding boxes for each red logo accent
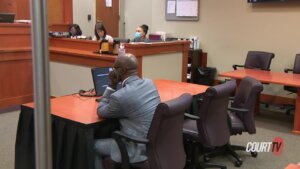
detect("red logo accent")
[272,137,284,156]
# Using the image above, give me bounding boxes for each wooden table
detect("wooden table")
[285,164,300,169]
[15,79,208,169]
[219,69,300,134]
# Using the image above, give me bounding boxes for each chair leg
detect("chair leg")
[226,146,243,167]
[200,162,227,169]
[230,144,258,158]
[184,140,200,169]
[230,145,245,151]
[203,148,225,162]
[184,140,227,169]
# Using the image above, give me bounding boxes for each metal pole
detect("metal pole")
[30,0,52,168]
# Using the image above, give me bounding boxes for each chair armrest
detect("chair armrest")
[247,66,269,71]
[228,107,249,113]
[112,131,149,169]
[184,113,200,120]
[284,68,293,73]
[233,64,244,70]
[113,131,149,144]
[229,96,235,101]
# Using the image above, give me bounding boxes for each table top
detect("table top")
[24,79,208,125]
[285,164,300,169]
[154,79,208,102]
[219,69,300,88]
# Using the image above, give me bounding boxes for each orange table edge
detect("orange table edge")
[23,79,208,125]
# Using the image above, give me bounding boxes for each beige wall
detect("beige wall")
[150,0,300,72]
[123,0,152,39]
[142,53,182,81]
[74,0,300,96]
[73,0,96,37]
[124,0,300,96]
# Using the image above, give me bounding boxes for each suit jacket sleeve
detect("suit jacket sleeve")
[97,88,124,118]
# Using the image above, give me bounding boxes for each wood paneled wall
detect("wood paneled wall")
[0,0,30,19]
[0,23,33,108]
[0,0,73,24]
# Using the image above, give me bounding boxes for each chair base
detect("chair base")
[204,144,258,167]
[185,162,227,169]
[262,102,295,115]
[184,139,227,169]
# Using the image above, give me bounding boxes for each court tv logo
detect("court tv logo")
[246,137,284,156]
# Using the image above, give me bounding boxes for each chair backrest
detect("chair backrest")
[147,93,193,169]
[197,80,236,147]
[293,54,300,74]
[232,76,263,134]
[244,51,275,70]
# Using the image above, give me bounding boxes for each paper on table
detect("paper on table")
[176,0,198,17]
[105,0,112,7]
[167,1,176,14]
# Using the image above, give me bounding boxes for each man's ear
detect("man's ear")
[120,67,127,75]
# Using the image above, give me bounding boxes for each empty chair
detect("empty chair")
[233,51,273,108]
[226,76,263,166]
[103,93,193,169]
[233,51,275,70]
[183,80,236,169]
[283,54,300,114]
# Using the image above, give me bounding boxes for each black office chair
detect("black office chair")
[183,80,236,169]
[225,76,263,166]
[199,77,262,167]
[283,54,300,115]
[103,93,193,169]
[233,51,273,108]
[233,51,275,71]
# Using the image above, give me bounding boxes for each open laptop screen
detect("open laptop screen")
[91,67,113,96]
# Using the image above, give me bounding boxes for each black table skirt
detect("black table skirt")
[15,105,119,169]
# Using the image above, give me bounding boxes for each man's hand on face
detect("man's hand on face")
[108,70,119,89]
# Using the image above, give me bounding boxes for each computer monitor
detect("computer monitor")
[0,13,15,23]
[91,67,113,96]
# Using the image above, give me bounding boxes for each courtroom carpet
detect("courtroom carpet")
[0,105,299,169]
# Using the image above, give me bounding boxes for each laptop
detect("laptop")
[0,13,15,23]
[91,67,113,96]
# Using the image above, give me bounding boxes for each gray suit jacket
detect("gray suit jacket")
[97,75,160,163]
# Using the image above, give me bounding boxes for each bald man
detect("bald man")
[94,54,161,169]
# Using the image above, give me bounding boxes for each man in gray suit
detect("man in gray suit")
[94,54,161,169]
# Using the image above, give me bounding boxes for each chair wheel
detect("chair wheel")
[203,155,210,162]
[251,151,258,157]
[234,160,243,167]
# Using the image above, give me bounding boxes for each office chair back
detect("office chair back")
[292,54,300,74]
[282,54,300,114]
[147,93,193,169]
[231,76,263,134]
[244,51,275,70]
[197,80,236,147]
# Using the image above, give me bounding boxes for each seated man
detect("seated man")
[94,54,161,169]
